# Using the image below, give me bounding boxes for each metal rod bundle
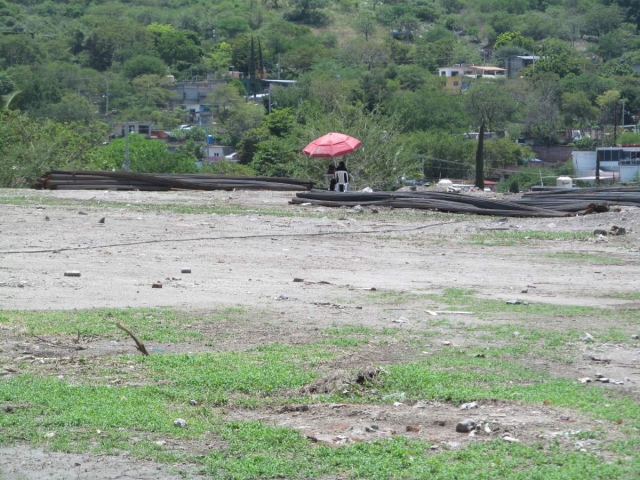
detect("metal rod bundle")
[33,170,314,192]
[291,190,618,217]
[521,187,640,208]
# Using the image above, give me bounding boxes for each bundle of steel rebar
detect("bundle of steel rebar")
[521,186,640,208]
[291,190,615,217]
[33,170,314,192]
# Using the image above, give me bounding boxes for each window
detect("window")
[453,81,459,86]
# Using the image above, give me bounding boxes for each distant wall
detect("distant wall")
[531,146,573,163]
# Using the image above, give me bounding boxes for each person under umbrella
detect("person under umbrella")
[326,163,337,191]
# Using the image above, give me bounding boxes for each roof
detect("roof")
[262,79,296,84]
[517,56,539,60]
[470,66,506,72]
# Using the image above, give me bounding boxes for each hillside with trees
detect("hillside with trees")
[1,0,639,189]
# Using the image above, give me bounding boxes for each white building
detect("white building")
[572,147,640,183]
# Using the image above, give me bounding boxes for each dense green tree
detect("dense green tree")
[122,55,166,79]
[84,23,153,71]
[284,0,329,26]
[0,34,44,68]
[88,133,198,173]
[154,30,201,67]
[583,4,623,37]
[561,91,599,127]
[0,110,108,187]
[494,31,536,51]
[0,71,15,95]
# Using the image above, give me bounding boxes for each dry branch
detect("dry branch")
[116,322,150,356]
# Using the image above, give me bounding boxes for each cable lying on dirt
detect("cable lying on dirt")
[0,221,460,255]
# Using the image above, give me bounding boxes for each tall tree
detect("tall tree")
[464,82,516,189]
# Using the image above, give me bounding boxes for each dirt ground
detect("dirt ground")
[1,188,639,479]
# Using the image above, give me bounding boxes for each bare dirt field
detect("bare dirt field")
[1,188,639,479]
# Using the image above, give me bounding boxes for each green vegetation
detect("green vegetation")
[468,230,593,246]
[1,0,638,188]
[2,292,640,477]
[547,252,625,265]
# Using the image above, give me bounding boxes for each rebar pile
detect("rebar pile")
[521,186,640,209]
[291,189,622,217]
[33,170,314,192]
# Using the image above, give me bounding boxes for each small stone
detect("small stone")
[560,415,570,421]
[597,378,610,383]
[580,333,595,342]
[433,420,447,427]
[593,229,608,236]
[173,418,187,428]
[64,271,81,277]
[392,317,407,324]
[614,381,624,385]
[98,217,105,224]
[152,282,162,288]
[506,300,522,305]
[154,440,166,446]
[293,278,304,282]
[460,402,478,410]
[456,419,476,433]
[430,445,438,450]
[406,425,420,433]
[632,334,639,340]
[44,432,56,438]
[365,425,379,432]
[294,405,309,412]
[44,216,50,221]
[181,268,191,274]
[189,400,198,406]
[521,289,528,294]
[502,436,520,443]
[78,211,88,215]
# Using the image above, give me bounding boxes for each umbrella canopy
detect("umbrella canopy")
[302,132,361,158]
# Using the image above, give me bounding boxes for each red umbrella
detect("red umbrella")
[302,132,361,159]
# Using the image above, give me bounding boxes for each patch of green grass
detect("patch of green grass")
[435,287,605,319]
[547,252,624,265]
[0,344,333,446]
[606,291,640,301]
[468,230,592,246]
[203,425,636,479]
[320,337,362,347]
[0,308,248,343]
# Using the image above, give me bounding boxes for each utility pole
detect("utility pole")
[124,121,130,171]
